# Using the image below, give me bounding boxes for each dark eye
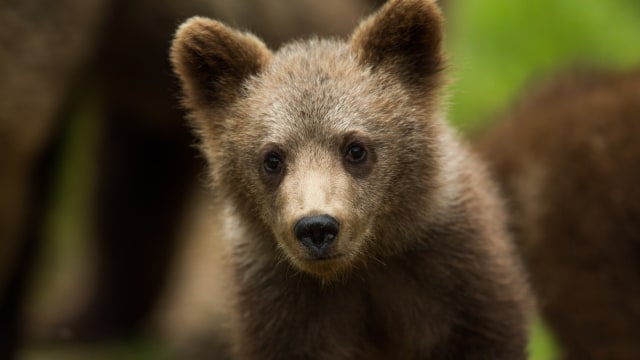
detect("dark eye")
[263,151,283,174]
[346,143,367,164]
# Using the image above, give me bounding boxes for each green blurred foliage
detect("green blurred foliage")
[446,0,640,130]
[529,318,561,360]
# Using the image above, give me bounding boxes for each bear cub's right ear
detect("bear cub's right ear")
[170,17,272,113]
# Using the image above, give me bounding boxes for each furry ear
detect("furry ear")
[350,0,444,89]
[170,17,272,112]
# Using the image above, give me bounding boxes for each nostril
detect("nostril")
[294,215,340,254]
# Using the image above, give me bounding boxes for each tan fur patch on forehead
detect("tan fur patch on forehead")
[238,39,412,147]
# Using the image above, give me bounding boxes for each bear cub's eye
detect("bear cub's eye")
[345,143,367,164]
[263,151,284,174]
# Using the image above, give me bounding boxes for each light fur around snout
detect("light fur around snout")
[270,149,371,278]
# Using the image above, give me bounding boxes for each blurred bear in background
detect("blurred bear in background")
[476,68,640,359]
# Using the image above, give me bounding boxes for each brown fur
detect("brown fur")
[475,68,640,360]
[171,0,530,358]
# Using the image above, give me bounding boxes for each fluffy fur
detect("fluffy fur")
[172,0,530,358]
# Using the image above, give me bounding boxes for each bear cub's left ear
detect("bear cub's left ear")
[350,0,445,90]
[170,17,272,113]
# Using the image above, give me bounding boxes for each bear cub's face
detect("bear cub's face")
[172,0,444,279]
[230,47,398,277]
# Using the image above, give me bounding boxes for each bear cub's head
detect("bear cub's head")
[172,0,446,279]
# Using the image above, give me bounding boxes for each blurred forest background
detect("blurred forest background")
[19,0,640,359]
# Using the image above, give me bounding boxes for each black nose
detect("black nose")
[294,215,340,257]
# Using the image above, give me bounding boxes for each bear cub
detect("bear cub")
[171,0,530,358]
